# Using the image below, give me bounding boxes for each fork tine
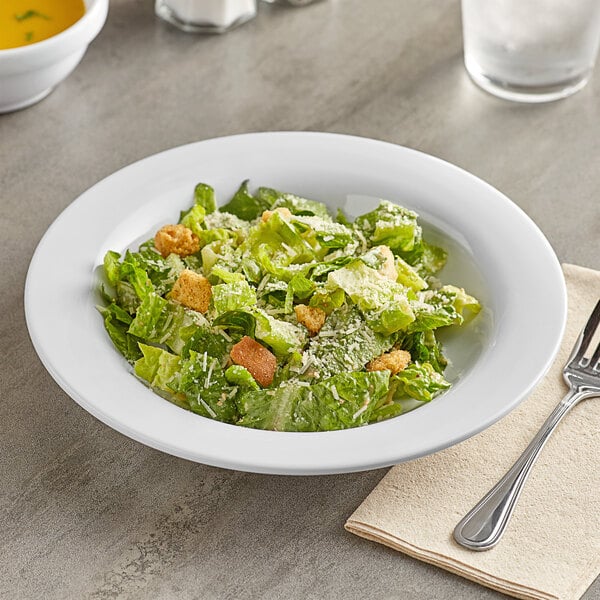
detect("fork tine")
[589,338,600,370]
[568,299,600,366]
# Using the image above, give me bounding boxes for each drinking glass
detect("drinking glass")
[461,0,600,102]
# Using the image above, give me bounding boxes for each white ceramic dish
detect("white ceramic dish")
[0,0,108,113]
[24,132,567,475]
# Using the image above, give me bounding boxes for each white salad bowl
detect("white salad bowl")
[24,132,567,475]
[0,0,108,113]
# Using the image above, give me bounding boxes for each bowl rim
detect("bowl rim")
[0,0,108,61]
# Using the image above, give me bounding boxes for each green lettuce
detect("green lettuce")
[257,187,330,219]
[99,180,482,432]
[180,203,206,237]
[134,344,186,406]
[212,310,256,338]
[394,255,427,291]
[212,280,257,316]
[103,250,121,286]
[127,293,169,340]
[201,240,242,277]
[253,309,307,358]
[392,362,450,402]
[181,325,231,359]
[176,350,238,423]
[354,200,421,252]
[400,239,447,277]
[326,260,415,334]
[239,211,318,281]
[397,329,448,374]
[193,182,217,214]
[284,273,316,313]
[221,180,271,221]
[303,306,393,379]
[291,215,354,249]
[237,383,304,431]
[99,303,142,362]
[225,365,260,390]
[308,287,345,314]
[294,371,390,431]
[236,370,390,431]
[410,285,481,332]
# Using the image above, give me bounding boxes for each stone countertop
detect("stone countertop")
[1,0,599,598]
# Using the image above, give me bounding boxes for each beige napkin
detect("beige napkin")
[345,264,600,600]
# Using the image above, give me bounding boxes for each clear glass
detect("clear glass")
[155,0,257,34]
[461,0,600,103]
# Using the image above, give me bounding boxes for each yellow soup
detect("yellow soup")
[0,0,86,50]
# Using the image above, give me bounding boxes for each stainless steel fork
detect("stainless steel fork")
[453,299,600,551]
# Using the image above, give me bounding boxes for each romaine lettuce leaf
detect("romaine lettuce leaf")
[395,255,427,291]
[98,303,143,362]
[201,240,242,278]
[354,200,421,252]
[103,250,121,286]
[115,281,140,314]
[444,284,481,318]
[326,260,415,334]
[225,365,260,390]
[291,215,354,249]
[119,251,155,301]
[193,182,217,214]
[409,285,481,332]
[212,280,257,316]
[284,273,316,313]
[257,187,330,219]
[180,203,206,237]
[181,325,231,359]
[237,370,390,432]
[221,180,271,221]
[212,310,256,338]
[256,277,288,308]
[307,256,354,280]
[176,350,238,423]
[308,287,345,314]
[127,294,203,353]
[118,245,184,298]
[397,329,448,374]
[239,211,318,281]
[294,370,390,430]
[400,239,447,277]
[419,241,447,275]
[236,382,305,431]
[392,362,450,402]
[134,344,185,406]
[127,293,169,340]
[303,306,393,379]
[253,309,307,358]
[210,266,245,284]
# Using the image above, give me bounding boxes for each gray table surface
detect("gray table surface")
[2,0,599,598]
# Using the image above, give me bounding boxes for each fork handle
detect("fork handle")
[453,387,594,551]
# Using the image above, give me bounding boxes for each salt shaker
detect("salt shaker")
[261,0,324,5]
[155,0,257,33]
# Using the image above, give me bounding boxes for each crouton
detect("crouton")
[170,269,211,313]
[230,336,277,387]
[375,245,398,281]
[154,224,200,258]
[294,304,326,336]
[366,349,411,375]
[261,207,293,223]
